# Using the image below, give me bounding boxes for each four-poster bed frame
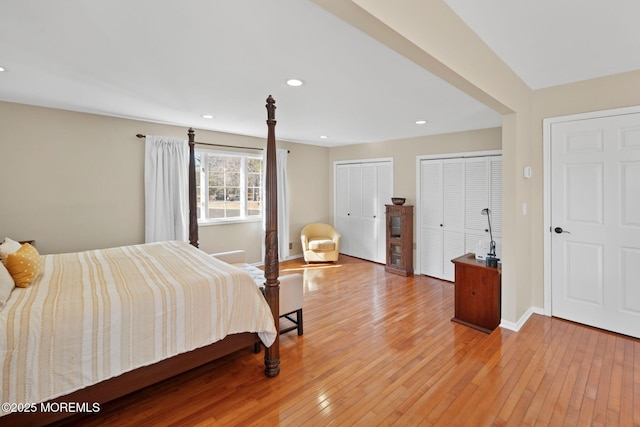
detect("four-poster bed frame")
[4,96,281,426]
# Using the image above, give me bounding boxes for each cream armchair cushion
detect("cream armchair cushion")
[301,223,341,262]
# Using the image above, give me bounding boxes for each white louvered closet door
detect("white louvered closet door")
[442,160,465,281]
[489,157,503,256]
[420,160,444,278]
[463,157,503,259]
[419,154,502,281]
[465,158,488,233]
[419,158,465,281]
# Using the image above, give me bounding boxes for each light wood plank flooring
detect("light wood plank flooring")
[62,255,639,426]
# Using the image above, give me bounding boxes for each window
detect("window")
[195,150,263,223]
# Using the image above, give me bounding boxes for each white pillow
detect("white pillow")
[0,238,22,261]
[0,262,15,310]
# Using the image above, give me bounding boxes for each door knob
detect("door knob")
[554,227,570,234]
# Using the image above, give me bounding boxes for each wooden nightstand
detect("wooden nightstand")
[451,253,501,333]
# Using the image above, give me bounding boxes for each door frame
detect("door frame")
[542,104,640,316]
[415,150,502,276]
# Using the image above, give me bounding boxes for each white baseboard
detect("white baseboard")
[500,306,546,332]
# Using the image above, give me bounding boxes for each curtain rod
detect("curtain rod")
[136,133,264,151]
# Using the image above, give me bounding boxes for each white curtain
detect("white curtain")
[276,148,290,260]
[262,148,290,261]
[144,135,189,243]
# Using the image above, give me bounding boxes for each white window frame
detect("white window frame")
[196,148,264,225]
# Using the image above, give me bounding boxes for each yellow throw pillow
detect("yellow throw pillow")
[4,243,43,288]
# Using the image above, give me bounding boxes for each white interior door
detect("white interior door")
[420,160,444,278]
[550,112,640,338]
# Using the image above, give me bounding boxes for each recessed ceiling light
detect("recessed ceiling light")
[286,78,304,87]
[415,120,428,125]
[201,114,215,119]
[320,135,328,140]
[0,67,6,72]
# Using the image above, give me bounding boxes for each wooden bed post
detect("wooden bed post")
[188,127,199,248]
[264,95,281,377]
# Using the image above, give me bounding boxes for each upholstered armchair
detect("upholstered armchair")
[300,223,341,262]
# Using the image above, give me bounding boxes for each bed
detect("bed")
[1,96,282,425]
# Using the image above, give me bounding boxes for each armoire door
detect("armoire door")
[550,112,640,338]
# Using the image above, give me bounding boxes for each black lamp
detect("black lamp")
[481,208,499,268]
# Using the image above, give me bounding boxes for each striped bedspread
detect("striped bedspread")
[0,241,276,411]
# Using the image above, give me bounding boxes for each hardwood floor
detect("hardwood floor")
[61,255,639,426]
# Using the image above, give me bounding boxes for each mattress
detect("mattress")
[0,240,276,412]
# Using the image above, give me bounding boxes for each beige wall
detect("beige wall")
[0,101,329,263]
[3,1,639,323]
[286,143,331,255]
[529,69,640,307]
[328,127,502,221]
[314,0,533,326]
[316,0,640,325]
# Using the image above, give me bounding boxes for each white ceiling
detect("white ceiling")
[443,0,640,90]
[0,1,637,147]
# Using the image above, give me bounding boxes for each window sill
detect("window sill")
[198,217,262,227]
